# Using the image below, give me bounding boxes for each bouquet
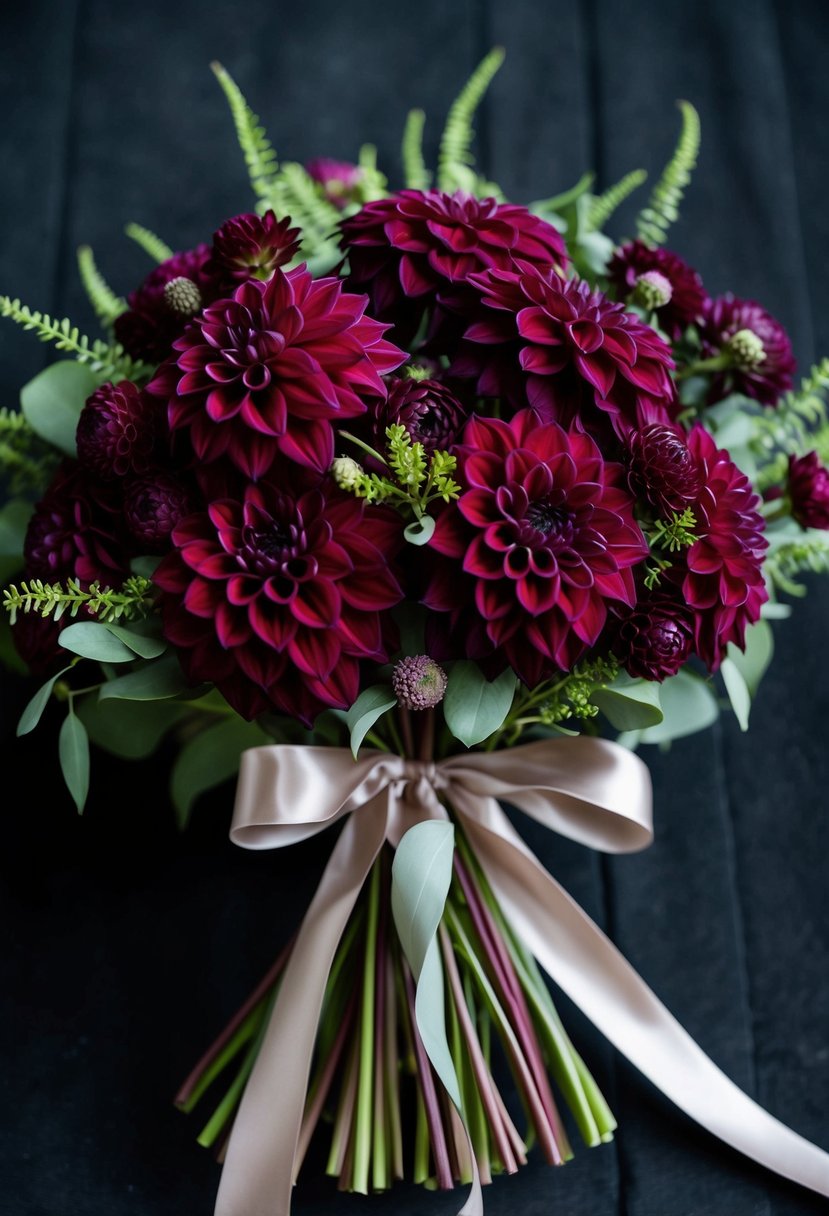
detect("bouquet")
[2,51,829,1213]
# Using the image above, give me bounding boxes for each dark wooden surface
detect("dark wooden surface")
[1,3,828,1214]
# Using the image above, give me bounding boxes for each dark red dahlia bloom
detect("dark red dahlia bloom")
[209,211,301,287]
[114,244,215,364]
[423,410,648,684]
[147,266,406,480]
[23,461,131,586]
[340,190,567,345]
[455,263,677,437]
[699,294,795,406]
[76,381,158,480]
[153,475,404,723]
[12,611,66,679]
[374,377,468,454]
[627,423,702,517]
[612,590,694,681]
[606,240,707,339]
[681,426,767,668]
[124,470,194,552]
[788,451,829,530]
[306,158,365,209]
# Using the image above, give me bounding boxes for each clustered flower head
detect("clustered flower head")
[392,655,448,710]
[699,293,796,405]
[607,239,707,339]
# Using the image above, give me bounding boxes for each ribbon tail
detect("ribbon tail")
[214,797,389,1216]
[454,793,829,1198]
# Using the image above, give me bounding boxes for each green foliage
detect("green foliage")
[356,144,387,201]
[532,172,595,218]
[21,360,100,456]
[618,668,719,749]
[98,653,197,701]
[265,161,342,270]
[77,246,125,325]
[443,661,517,747]
[0,408,59,494]
[16,662,76,736]
[58,619,166,663]
[764,528,829,597]
[437,47,505,194]
[59,707,90,814]
[211,62,279,200]
[591,672,663,731]
[650,507,697,553]
[170,716,270,829]
[3,575,155,624]
[0,296,147,381]
[345,684,398,758]
[77,696,187,760]
[636,100,700,246]
[752,358,829,461]
[124,222,174,263]
[534,656,620,726]
[402,108,430,190]
[586,168,648,233]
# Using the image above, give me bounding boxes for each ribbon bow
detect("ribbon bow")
[214,737,829,1216]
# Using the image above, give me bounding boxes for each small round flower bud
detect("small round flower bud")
[392,655,448,711]
[633,270,673,311]
[331,455,363,491]
[162,276,203,318]
[727,327,766,370]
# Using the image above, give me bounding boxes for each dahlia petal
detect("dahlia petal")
[291,580,342,629]
[184,578,219,619]
[288,628,340,679]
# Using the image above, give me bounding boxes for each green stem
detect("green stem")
[675,354,732,379]
[196,989,276,1147]
[352,860,381,1193]
[339,430,389,467]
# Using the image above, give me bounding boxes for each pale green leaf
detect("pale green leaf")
[633,669,719,745]
[59,709,90,813]
[345,684,397,758]
[170,716,270,829]
[727,618,774,697]
[17,662,75,736]
[592,674,663,730]
[0,499,32,557]
[720,657,751,732]
[444,662,516,747]
[58,621,139,663]
[20,361,98,456]
[403,515,436,546]
[76,697,187,759]
[98,654,194,701]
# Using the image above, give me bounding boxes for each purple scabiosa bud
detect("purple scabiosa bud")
[124,471,194,552]
[392,655,448,711]
[76,381,157,480]
[788,451,829,530]
[627,424,702,516]
[377,378,468,454]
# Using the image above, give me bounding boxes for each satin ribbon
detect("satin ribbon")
[214,738,829,1216]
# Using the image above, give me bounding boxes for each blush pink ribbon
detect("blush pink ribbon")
[213,737,829,1216]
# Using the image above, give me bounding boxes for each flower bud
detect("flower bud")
[633,269,673,311]
[727,327,767,370]
[331,455,363,491]
[392,655,448,711]
[162,276,203,318]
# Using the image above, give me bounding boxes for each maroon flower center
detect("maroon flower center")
[525,501,573,541]
[239,510,317,590]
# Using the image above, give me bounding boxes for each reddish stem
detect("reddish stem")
[403,963,454,1190]
[294,987,359,1180]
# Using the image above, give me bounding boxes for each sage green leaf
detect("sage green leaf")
[592,673,663,730]
[76,697,186,759]
[345,685,397,758]
[98,654,192,701]
[443,661,516,747]
[59,709,90,813]
[170,717,270,829]
[58,621,139,663]
[403,515,436,545]
[20,361,98,456]
[102,621,167,660]
[0,498,31,557]
[727,619,773,696]
[17,662,75,736]
[634,669,719,745]
[720,657,751,732]
[391,821,462,1109]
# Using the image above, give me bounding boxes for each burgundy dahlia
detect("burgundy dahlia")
[627,423,702,516]
[23,461,131,586]
[681,426,768,668]
[306,158,365,209]
[114,244,215,364]
[456,263,677,437]
[124,471,194,552]
[209,210,301,287]
[76,381,158,480]
[607,240,707,339]
[153,475,404,723]
[788,451,829,530]
[612,591,694,681]
[699,294,796,406]
[423,410,649,684]
[147,266,406,480]
[341,190,567,346]
[11,611,66,679]
[375,377,468,454]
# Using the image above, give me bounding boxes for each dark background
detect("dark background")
[1,2,828,1214]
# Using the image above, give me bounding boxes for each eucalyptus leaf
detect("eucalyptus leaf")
[443,662,516,748]
[0,499,32,557]
[592,674,663,730]
[391,821,463,1110]
[170,717,270,829]
[76,697,187,759]
[103,621,167,660]
[98,654,193,701]
[59,709,90,814]
[58,621,139,664]
[345,684,397,758]
[633,669,719,745]
[20,361,98,456]
[720,657,751,732]
[403,515,436,546]
[17,662,75,736]
[727,619,773,697]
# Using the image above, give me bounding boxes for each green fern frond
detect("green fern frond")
[77,247,125,326]
[3,576,155,625]
[356,144,388,202]
[636,100,700,246]
[752,358,829,458]
[437,47,505,193]
[124,222,173,264]
[587,168,648,232]
[212,61,279,201]
[765,532,829,597]
[402,108,430,190]
[266,163,342,265]
[531,172,595,216]
[0,408,60,494]
[0,297,148,381]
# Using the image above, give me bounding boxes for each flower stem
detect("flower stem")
[352,859,381,1193]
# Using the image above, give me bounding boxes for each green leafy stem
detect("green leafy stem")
[3,576,155,625]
